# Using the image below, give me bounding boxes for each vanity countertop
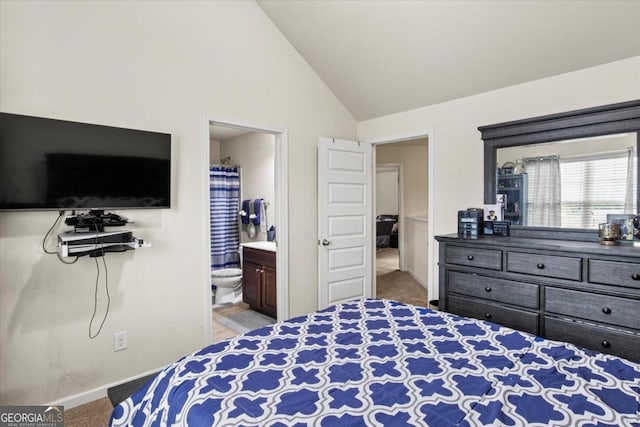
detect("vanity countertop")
[241,241,277,252]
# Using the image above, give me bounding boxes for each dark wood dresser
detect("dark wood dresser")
[436,234,640,361]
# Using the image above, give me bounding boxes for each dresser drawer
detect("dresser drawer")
[589,259,640,289]
[448,271,539,309]
[507,252,582,281]
[545,316,640,362]
[545,287,639,330]
[445,246,502,270]
[448,295,539,334]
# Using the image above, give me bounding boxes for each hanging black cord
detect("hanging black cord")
[43,211,79,264]
[89,223,110,339]
[42,212,64,254]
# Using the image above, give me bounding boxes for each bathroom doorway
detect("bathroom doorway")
[204,118,289,343]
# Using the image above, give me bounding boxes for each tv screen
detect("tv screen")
[0,113,171,211]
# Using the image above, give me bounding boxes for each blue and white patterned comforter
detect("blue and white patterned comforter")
[110,299,640,426]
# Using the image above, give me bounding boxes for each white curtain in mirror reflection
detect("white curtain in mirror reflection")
[524,156,561,227]
[521,148,636,228]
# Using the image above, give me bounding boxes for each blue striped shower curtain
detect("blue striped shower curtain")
[210,166,241,269]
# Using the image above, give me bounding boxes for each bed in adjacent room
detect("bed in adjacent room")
[110,299,640,426]
[376,214,398,248]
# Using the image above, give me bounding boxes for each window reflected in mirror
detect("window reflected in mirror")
[496,133,637,229]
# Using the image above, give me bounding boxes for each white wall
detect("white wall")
[358,56,640,301]
[497,133,636,164]
[210,139,221,164]
[376,144,428,217]
[376,168,399,216]
[220,132,276,243]
[405,217,428,288]
[0,1,356,405]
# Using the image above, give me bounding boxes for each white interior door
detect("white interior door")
[318,137,373,309]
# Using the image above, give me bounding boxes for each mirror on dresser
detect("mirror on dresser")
[480,99,640,240]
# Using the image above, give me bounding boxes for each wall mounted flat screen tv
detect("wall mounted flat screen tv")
[0,113,171,211]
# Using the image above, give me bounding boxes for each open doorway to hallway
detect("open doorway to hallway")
[374,137,428,307]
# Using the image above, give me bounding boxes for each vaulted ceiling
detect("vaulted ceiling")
[258,0,640,121]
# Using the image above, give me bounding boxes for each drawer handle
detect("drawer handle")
[631,273,640,281]
[602,307,612,315]
[484,313,492,319]
[484,286,492,292]
[601,340,611,349]
[536,263,545,269]
[467,255,474,261]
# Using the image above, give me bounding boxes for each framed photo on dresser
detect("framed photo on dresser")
[484,203,503,222]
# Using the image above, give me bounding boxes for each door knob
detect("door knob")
[321,239,331,246]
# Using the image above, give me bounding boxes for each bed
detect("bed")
[376,215,398,248]
[110,299,640,426]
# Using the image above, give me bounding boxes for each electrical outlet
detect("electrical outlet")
[114,331,127,352]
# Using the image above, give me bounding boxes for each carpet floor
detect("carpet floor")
[376,247,428,307]
[64,396,113,427]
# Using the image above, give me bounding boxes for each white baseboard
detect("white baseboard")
[50,387,107,410]
[407,269,428,289]
[47,367,161,409]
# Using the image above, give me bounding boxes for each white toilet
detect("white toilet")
[211,268,243,305]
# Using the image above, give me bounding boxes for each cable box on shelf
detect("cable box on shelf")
[57,230,150,257]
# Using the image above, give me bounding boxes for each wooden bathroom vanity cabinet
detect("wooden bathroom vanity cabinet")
[242,246,277,318]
